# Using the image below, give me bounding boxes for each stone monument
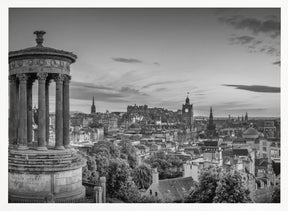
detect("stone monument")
[8,31,86,202]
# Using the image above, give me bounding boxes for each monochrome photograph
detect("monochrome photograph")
[5,5,284,206]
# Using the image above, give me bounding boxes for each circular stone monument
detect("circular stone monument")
[8,31,86,203]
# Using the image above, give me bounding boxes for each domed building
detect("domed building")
[242,127,260,139]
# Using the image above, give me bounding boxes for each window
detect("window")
[155,192,158,197]
[150,190,152,195]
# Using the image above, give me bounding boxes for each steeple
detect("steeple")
[185,92,190,104]
[209,106,213,121]
[91,96,96,114]
[245,112,248,121]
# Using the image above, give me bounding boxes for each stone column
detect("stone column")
[55,74,65,150]
[45,79,51,146]
[63,75,71,148]
[27,78,34,144]
[37,72,48,151]
[93,187,103,203]
[100,177,106,203]
[16,73,28,150]
[9,75,17,147]
[16,80,19,143]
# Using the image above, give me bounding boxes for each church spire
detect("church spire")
[91,96,96,114]
[185,92,190,104]
[209,106,213,120]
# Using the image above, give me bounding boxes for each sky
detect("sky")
[9,8,280,117]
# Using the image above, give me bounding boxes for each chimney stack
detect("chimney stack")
[152,168,159,184]
[183,162,192,177]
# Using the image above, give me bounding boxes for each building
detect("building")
[182,95,193,132]
[145,167,196,202]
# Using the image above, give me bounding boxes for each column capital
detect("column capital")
[16,73,29,82]
[8,75,17,82]
[37,72,48,81]
[54,74,65,83]
[63,75,71,83]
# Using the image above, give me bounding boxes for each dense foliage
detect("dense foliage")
[144,151,184,179]
[132,163,152,190]
[272,185,280,203]
[185,167,251,203]
[80,141,161,203]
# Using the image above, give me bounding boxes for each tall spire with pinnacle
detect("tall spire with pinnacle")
[185,92,190,104]
[209,106,213,121]
[91,96,96,114]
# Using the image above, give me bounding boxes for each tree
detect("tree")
[106,159,131,198]
[82,155,99,184]
[185,167,220,203]
[132,163,152,190]
[213,171,251,203]
[185,167,251,203]
[272,185,280,203]
[94,153,110,177]
[144,151,184,179]
[119,140,137,168]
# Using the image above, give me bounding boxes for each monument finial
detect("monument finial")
[34,30,46,47]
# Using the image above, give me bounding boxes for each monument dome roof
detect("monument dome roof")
[9,31,77,63]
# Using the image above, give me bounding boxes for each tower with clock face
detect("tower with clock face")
[182,95,193,132]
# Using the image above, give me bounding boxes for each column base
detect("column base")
[17,145,28,150]
[55,146,65,150]
[37,146,48,151]
[9,143,16,149]
[64,145,71,149]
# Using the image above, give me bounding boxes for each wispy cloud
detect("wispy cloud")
[219,16,280,38]
[142,80,188,89]
[71,81,113,90]
[112,57,143,64]
[223,84,280,93]
[219,14,280,59]
[119,86,148,96]
[229,35,256,45]
[112,57,160,66]
[69,80,148,103]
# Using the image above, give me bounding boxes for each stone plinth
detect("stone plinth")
[8,148,86,203]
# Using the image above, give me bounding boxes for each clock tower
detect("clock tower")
[182,95,193,132]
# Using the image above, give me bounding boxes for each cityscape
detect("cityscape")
[8,8,280,203]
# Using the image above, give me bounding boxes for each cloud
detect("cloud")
[112,57,160,66]
[142,80,188,89]
[119,86,148,96]
[69,80,148,103]
[272,61,281,66]
[112,57,143,64]
[229,35,255,45]
[223,84,280,93]
[228,34,279,57]
[219,16,280,38]
[155,87,167,92]
[71,81,113,90]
